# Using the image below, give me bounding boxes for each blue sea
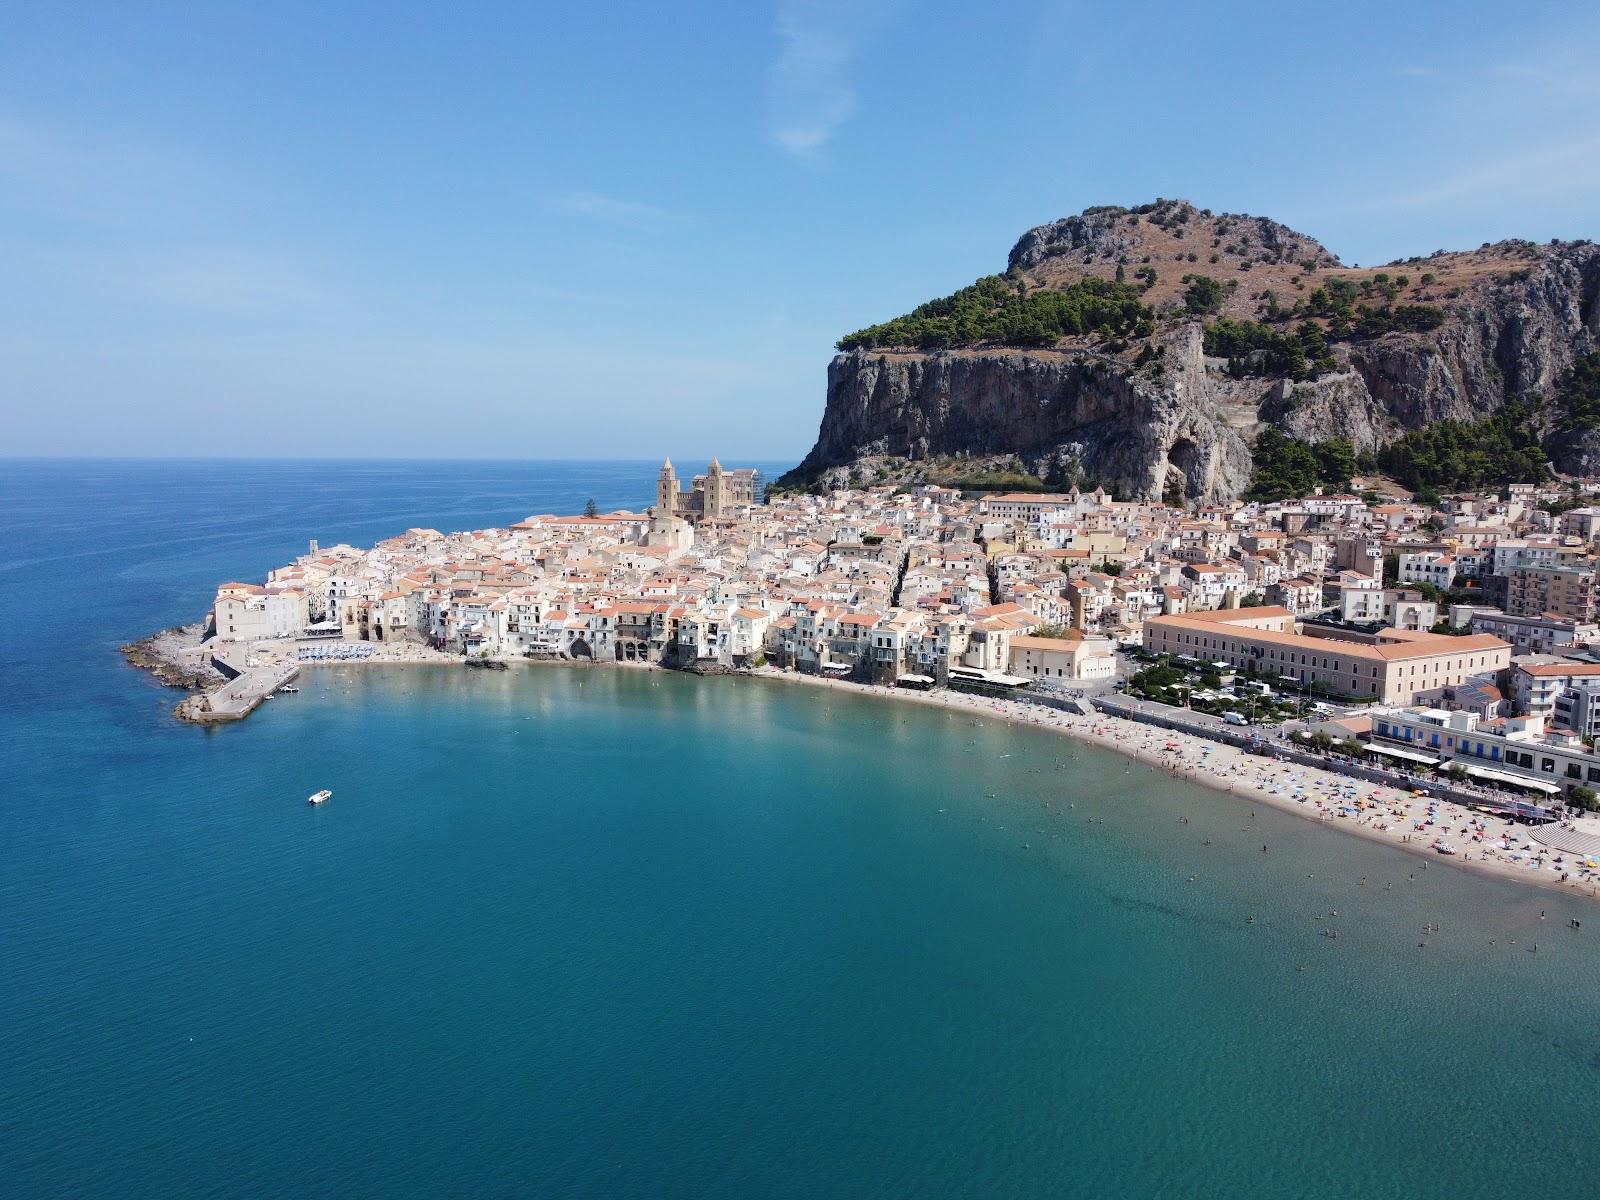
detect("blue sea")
[3,459,1599,1199]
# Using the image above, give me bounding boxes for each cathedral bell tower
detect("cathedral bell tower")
[656,458,679,515]
[704,457,725,520]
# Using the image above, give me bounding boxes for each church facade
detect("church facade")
[655,459,761,524]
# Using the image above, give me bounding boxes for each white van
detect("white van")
[1222,711,1249,726]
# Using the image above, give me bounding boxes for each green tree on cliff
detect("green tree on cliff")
[1183,275,1230,315]
[1558,352,1600,430]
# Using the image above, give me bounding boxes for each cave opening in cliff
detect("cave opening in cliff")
[1166,438,1200,505]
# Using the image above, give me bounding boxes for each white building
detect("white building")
[1006,634,1117,683]
[1397,551,1456,590]
[213,584,309,642]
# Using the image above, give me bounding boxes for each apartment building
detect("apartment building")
[1466,610,1598,656]
[1503,563,1600,622]
[1553,681,1600,739]
[1397,551,1457,590]
[1506,658,1600,717]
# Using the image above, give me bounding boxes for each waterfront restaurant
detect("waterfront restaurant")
[1369,707,1584,798]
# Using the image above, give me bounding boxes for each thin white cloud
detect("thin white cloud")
[1289,18,1600,235]
[0,239,338,323]
[1488,60,1600,99]
[1293,134,1600,222]
[767,0,899,161]
[0,117,341,321]
[521,282,634,307]
[552,191,675,224]
[133,246,330,311]
[0,112,226,231]
[1401,136,1600,211]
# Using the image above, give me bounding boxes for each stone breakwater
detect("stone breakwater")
[123,625,294,724]
[126,631,462,723]
[174,652,300,723]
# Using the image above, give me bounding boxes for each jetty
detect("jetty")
[176,643,299,724]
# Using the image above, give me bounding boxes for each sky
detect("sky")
[2,0,1598,460]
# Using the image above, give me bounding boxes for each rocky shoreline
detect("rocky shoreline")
[120,622,223,694]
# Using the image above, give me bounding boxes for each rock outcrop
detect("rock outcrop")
[794,327,1255,502]
[783,200,1600,499]
[121,622,221,692]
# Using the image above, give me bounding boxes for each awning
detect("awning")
[1367,743,1441,766]
[821,662,852,674]
[950,668,1031,686]
[896,674,935,684]
[1458,763,1563,795]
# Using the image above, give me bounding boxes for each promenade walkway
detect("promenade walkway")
[1531,820,1600,857]
[1091,696,1562,820]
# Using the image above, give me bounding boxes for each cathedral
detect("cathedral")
[655,458,761,524]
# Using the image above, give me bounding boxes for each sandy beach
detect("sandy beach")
[762,669,1600,904]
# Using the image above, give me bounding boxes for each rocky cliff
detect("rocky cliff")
[782,200,1600,500]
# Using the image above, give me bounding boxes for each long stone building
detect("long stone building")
[1143,607,1510,704]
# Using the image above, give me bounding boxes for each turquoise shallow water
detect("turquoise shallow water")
[3,461,1599,1198]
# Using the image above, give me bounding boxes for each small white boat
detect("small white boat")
[308,789,332,805]
[279,685,299,694]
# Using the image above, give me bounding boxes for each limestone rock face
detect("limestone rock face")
[784,203,1600,499]
[1548,427,1600,477]
[788,327,1254,503]
[1265,371,1387,454]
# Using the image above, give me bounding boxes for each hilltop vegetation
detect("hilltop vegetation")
[834,201,1538,361]
[1244,430,1357,501]
[837,275,1152,351]
[1374,404,1550,491]
[1203,318,1338,380]
[1556,352,1600,434]
[1246,403,1556,501]
[1244,356,1600,501]
[1300,275,1447,337]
